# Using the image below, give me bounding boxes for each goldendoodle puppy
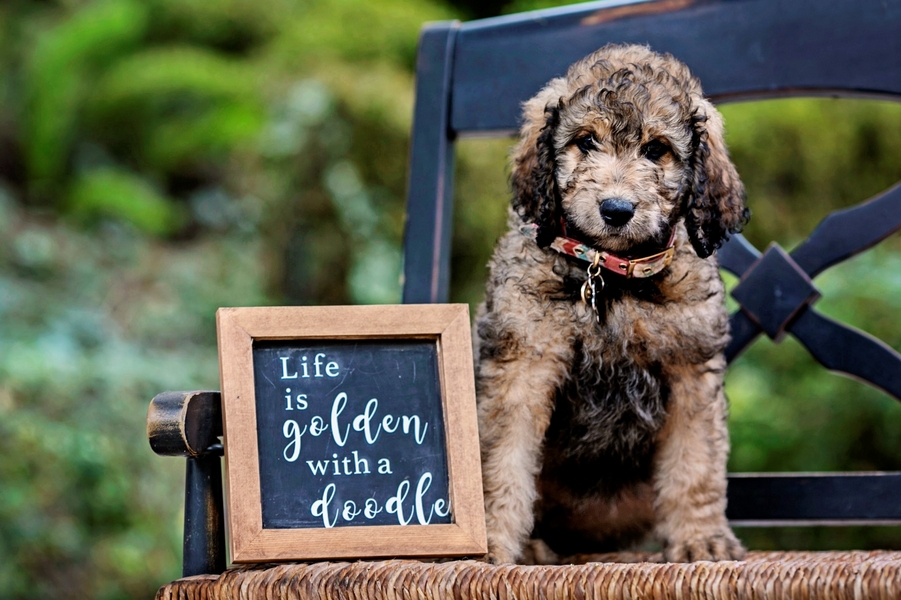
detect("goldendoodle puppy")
[474,44,748,564]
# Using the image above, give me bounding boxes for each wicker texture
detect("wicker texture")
[156,551,901,599]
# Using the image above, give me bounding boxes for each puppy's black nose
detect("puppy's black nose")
[599,198,635,227]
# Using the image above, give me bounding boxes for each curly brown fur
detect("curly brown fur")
[475,44,748,564]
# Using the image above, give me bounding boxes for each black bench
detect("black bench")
[150,0,901,596]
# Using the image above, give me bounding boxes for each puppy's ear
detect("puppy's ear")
[511,101,562,248]
[684,101,749,258]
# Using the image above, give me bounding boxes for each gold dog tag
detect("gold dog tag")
[580,278,593,305]
[581,254,604,322]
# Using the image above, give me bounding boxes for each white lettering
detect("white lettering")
[282,420,306,462]
[314,353,325,377]
[310,484,338,528]
[352,450,370,474]
[414,472,434,525]
[342,500,362,522]
[352,398,382,444]
[385,480,413,525]
[330,392,349,446]
[382,414,398,433]
[402,415,428,445]
[364,498,383,519]
[305,459,329,475]
[326,393,427,446]
[310,416,328,436]
[280,356,298,379]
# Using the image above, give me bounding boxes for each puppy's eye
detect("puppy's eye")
[574,134,597,154]
[642,139,671,162]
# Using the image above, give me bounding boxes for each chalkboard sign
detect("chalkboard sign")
[216,305,486,563]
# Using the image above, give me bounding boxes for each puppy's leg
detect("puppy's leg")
[653,356,745,562]
[476,315,573,564]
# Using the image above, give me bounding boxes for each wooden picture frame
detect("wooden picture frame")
[216,304,487,563]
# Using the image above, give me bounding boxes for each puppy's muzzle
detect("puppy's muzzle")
[600,198,635,227]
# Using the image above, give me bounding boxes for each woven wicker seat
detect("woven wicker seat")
[156,552,901,600]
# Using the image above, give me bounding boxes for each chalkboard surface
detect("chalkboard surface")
[252,339,452,529]
[217,304,486,562]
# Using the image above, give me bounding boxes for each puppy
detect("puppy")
[474,44,748,564]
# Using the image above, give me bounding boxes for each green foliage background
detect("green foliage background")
[1,0,901,597]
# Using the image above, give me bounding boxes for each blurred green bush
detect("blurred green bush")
[1,0,449,597]
[1,1,901,598]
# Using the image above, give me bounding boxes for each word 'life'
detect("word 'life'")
[280,354,340,379]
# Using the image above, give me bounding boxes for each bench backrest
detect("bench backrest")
[401,0,901,525]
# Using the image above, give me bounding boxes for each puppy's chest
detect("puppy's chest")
[544,290,671,473]
[543,336,669,491]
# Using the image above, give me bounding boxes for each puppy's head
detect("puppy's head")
[511,44,748,259]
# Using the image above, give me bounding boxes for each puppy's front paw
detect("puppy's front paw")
[664,530,746,562]
[520,538,560,565]
[487,548,516,565]
[486,536,522,564]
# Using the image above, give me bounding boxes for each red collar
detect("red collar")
[520,223,676,279]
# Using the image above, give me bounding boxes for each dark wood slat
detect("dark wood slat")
[725,310,763,364]
[183,455,226,577]
[790,182,901,278]
[148,391,226,576]
[718,234,761,278]
[789,308,901,401]
[450,0,901,134]
[727,473,901,522]
[730,245,821,342]
[402,23,459,304]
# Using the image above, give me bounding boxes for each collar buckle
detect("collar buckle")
[627,245,675,277]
